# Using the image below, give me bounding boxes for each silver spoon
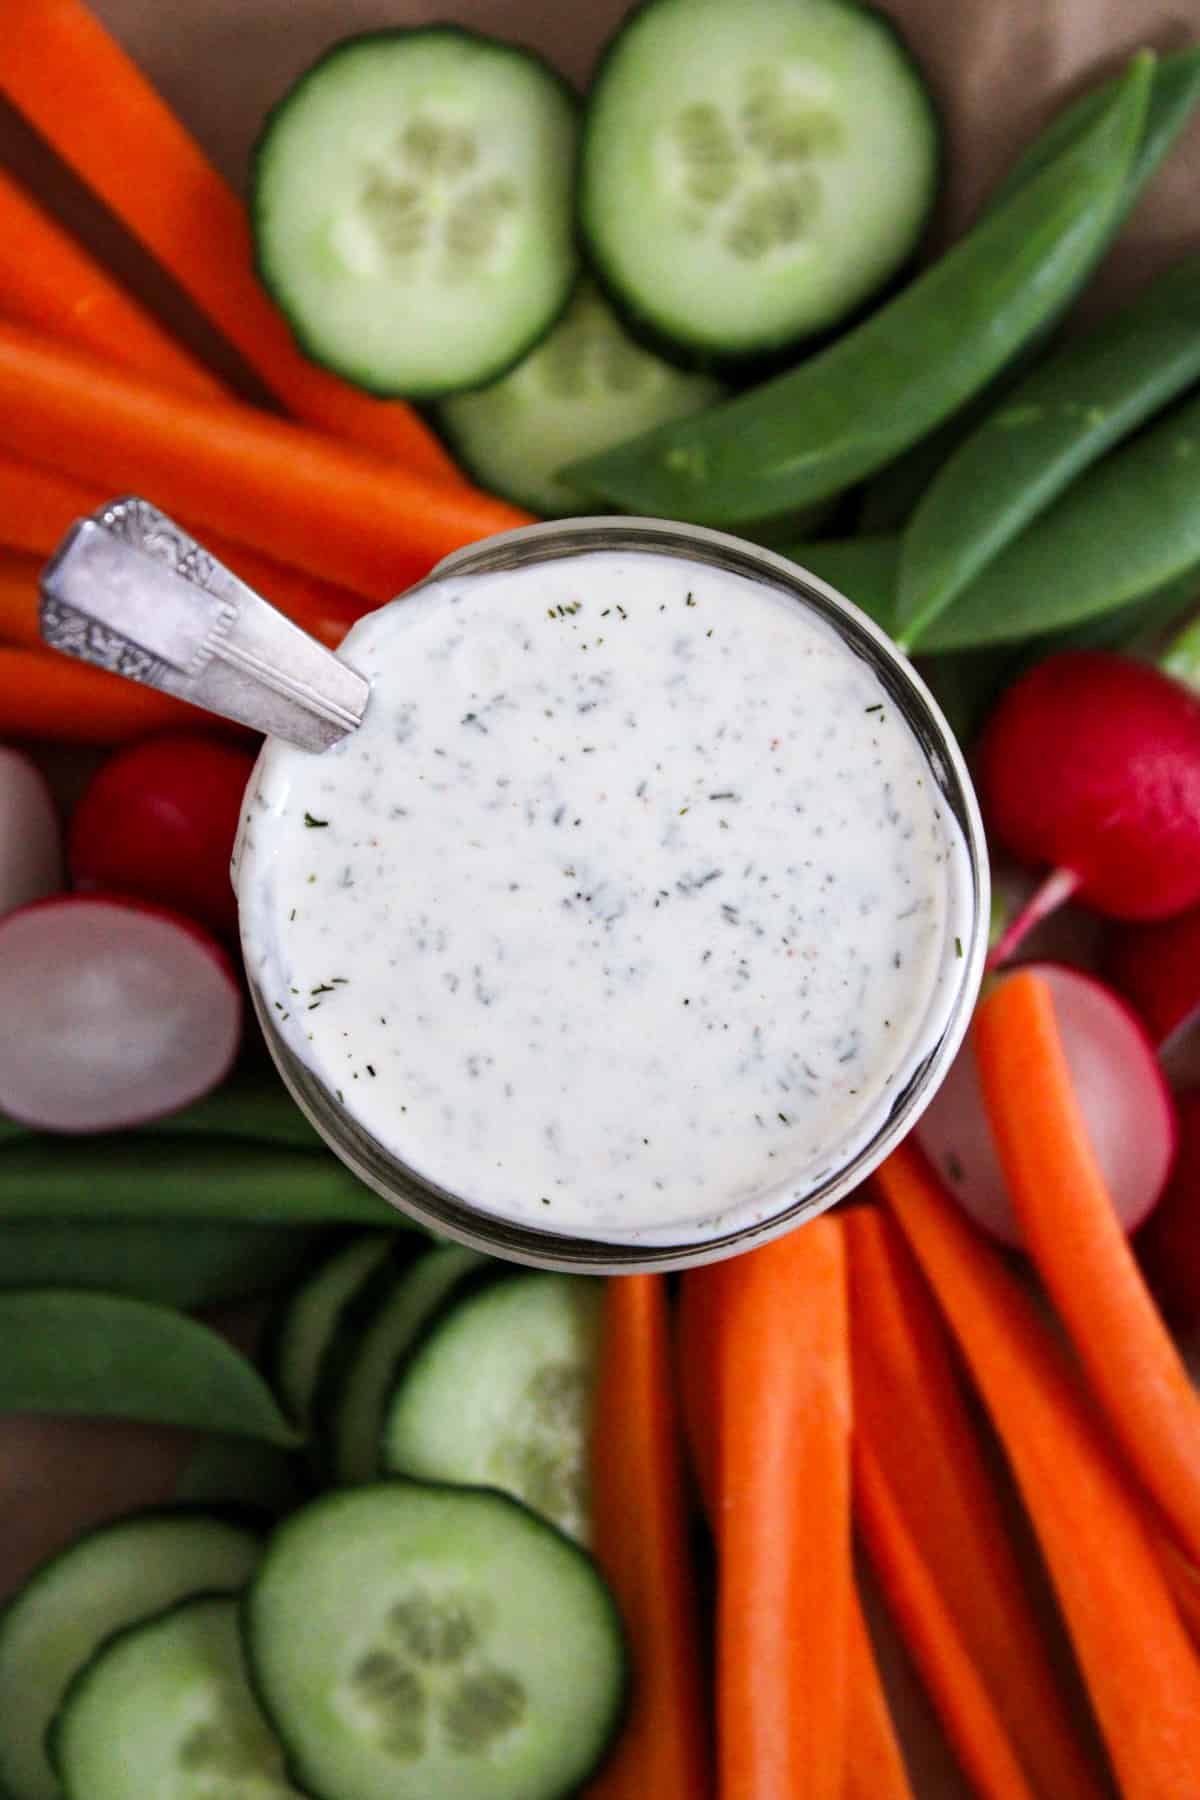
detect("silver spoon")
[39,496,369,752]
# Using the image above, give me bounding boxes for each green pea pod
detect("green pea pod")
[1158,605,1200,692]
[175,1436,310,1516]
[0,1290,300,1444]
[0,1077,324,1154]
[563,55,1151,524]
[784,536,901,637]
[0,1219,328,1309]
[921,387,1200,650]
[0,1138,397,1224]
[897,255,1200,644]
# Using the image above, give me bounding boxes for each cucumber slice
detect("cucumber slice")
[580,0,938,359]
[52,1595,299,1800]
[436,282,725,514]
[380,1273,602,1543]
[265,1231,394,1429]
[244,1481,625,1800]
[0,1509,260,1800]
[252,27,580,397]
[316,1244,484,1485]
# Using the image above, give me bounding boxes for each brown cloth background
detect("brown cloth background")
[1,2,1198,1789]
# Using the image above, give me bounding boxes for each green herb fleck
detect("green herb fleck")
[955,936,964,958]
[864,704,883,716]
[304,811,329,828]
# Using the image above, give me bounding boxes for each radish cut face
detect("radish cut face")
[0,895,241,1131]
[916,962,1177,1246]
[0,748,63,919]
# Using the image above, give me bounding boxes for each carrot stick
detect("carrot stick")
[855,1439,1036,1798]
[0,320,529,599]
[0,453,365,650]
[845,1586,914,1800]
[1157,1537,1200,1652]
[877,1141,1200,1799]
[715,1220,852,1800]
[0,646,243,742]
[0,167,225,401]
[0,550,41,648]
[975,969,1200,1568]
[1,0,469,484]
[587,1276,710,1799]
[675,1257,721,1518]
[845,1206,1102,1800]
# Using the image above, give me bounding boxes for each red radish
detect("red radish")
[0,747,63,918]
[1105,905,1200,1051]
[1135,1090,1200,1328]
[978,652,1200,967]
[916,962,1177,1248]
[0,893,241,1131]
[68,732,256,938]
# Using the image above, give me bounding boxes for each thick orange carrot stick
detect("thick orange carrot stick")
[845,1206,1102,1800]
[975,969,1200,1568]
[716,1220,852,1800]
[587,1276,710,1799]
[855,1440,1036,1798]
[0,167,224,400]
[0,453,366,650]
[0,320,529,599]
[845,1587,914,1800]
[0,646,243,742]
[0,551,41,648]
[1,0,469,484]
[877,1141,1200,1799]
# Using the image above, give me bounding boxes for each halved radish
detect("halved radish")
[916,962,1177,1247]
[0,748,63,918]
[0,894,241,1132]
[68,733,256,938]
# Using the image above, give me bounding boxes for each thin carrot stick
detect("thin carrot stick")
[845,1206,1102,1800]
[855,1440,1036,1798]
[975,969,1200,1568]
[587,1276,710,1799]
[0,646,243,742]
[0,320,529,599]
[716,1220,852,1800]
[0,551,41,648]
[845,1586,914,1800]
[675,1258,721,1518]
[1,0,469,484]
[0,453,367,649]
[1157,1536,1200,1652]
[0,167,225,400]
[877,1141,1200,1799]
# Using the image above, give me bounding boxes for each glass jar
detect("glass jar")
[235,517,988,1273]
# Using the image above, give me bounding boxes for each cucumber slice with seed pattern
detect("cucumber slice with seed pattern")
[244,1481,625,1800]
[52,1595,298,1800]
[380,1272,602,1542]
[580,0,938,359]
[0,1509,260,1800]
[252,27,580,396]
[436,282,726,514]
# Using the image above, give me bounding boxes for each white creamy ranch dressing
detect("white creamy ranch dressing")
[237,549,971,1243]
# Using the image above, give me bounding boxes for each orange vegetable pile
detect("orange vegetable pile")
[0,0,534,743]
[586,968,1200,1793]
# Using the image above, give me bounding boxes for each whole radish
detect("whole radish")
[0,747,62,917]
[1136,1089,1200,1329]
[978,651,1200,965]
[69,732,256,938]
[0,893,241,1132]
[916,961,1177,1247]
[1105,904,1200,1050]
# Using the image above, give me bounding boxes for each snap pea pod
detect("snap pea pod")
[860,46,1200,533]
[0,1290,299,1444]
[920,387,1200,650]
[0,1219,328,1309]
[563,57,1151,524]
[1159,606,1200,692]
[897,255,1200,643]
[0,1077,323,1153]
[0,1138,398,1224]
[785,536,901,637]
[174,1436,310,1516]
